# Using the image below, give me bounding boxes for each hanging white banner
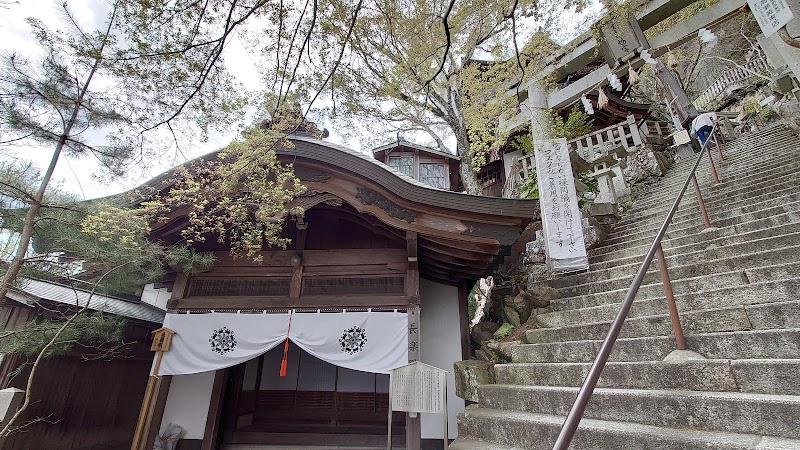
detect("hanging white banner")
[291,310,408,374]
[158,310,408,376]
[534,138,589,272]
[748,0,794,37]
[159,311,291,376]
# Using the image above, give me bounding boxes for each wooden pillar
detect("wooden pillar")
[406,231,422,450]
[140,273,191,450]
[143,376,172,450]
[201,369,229,450]
[653,61,699,123]
[289,221,307,298]
[458,280,472,360]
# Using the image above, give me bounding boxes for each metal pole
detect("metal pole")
[551,128,714,449]
[707,143,721,184]
[691,174,712,229]
[443,380,448,450]
[387,374,393,450]
[714,131,724,162]
[656,244,687,350]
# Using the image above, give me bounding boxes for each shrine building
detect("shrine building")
[136,130,537,449]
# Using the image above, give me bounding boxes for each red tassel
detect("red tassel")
[279,312,293,377]
[279,339,289,377]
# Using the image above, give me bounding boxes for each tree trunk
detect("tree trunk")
[454,128,483,195]
[0,6,116,303]
[459,159,483,195]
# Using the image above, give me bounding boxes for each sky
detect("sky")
[0,1,306,200]
[0,0,601,200]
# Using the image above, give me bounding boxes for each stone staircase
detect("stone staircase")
[452,125,800,449]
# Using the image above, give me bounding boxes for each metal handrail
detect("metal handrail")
[552,124,720,449]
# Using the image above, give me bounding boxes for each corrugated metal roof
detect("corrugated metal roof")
[8,278,165,324]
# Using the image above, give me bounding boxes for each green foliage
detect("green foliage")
[553,106,593,140]
[742,97,777,127]
[519,172,539,199]
[494,322,514,338]
[511,133,534,154]
[0,312,127,359]
[140,112,306,262]
[467,282,479,320]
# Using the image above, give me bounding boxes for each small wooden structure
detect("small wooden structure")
[0,280,162,450]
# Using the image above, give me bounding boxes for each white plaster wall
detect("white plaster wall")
[141,283,171,310]
[503,149,523,184]
[159,371,216,440]
[419,278,466,440]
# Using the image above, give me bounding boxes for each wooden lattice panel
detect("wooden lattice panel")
[302,276,405,295]
[295,391,336,409]
[336,392,376,412]
[256,390,296,411]
[189,278,291,296]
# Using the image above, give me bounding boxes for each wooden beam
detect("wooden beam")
[406,304,421,450]
[420,235,499,255]
[169,294,412,310]
[201,369,228,450]
[420,257,487,276]
[418,248,490,269]
[419,265,466,282]
[459,280,473,360]
[420,272,461,287]
[143,376,172,450]
[211,249,407,267]
[290,226,307,298]
[405,231,419,303]
[419,238,496,262]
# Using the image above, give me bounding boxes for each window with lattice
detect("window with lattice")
[419,163,447,189]
[388,156,414,178]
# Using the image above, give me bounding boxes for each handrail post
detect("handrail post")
[713,130,724,161]
[551,125,719,449]
[707,142,721,184]
[691,174,712,229]
[655,244,687,350]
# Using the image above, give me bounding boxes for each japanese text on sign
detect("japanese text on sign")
[534,138,589,272]
[748,0,794,37]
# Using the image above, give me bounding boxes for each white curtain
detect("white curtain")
[158,310,408,376]
[159,311,291,376]
[291,310,408,374]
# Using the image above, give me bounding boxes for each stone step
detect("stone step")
[457,408,800,450]
[527,299,800,344]
[617,175,800,230]
[602,199,800,248]
[550,266,791,313]
[633,128,798,188]
[511,328,800,364]
[626,147,800,213]
[609,189,800,240]
[549,262,799,312]
[589,215,800,265]
[494,359,776,392]
[627,146,800,213]
[447,439,518,450]
[477,385,800,439]
[493,358,800,394]
[538,278,800,328]
[546,232,800,292]
[632,143,800,202]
